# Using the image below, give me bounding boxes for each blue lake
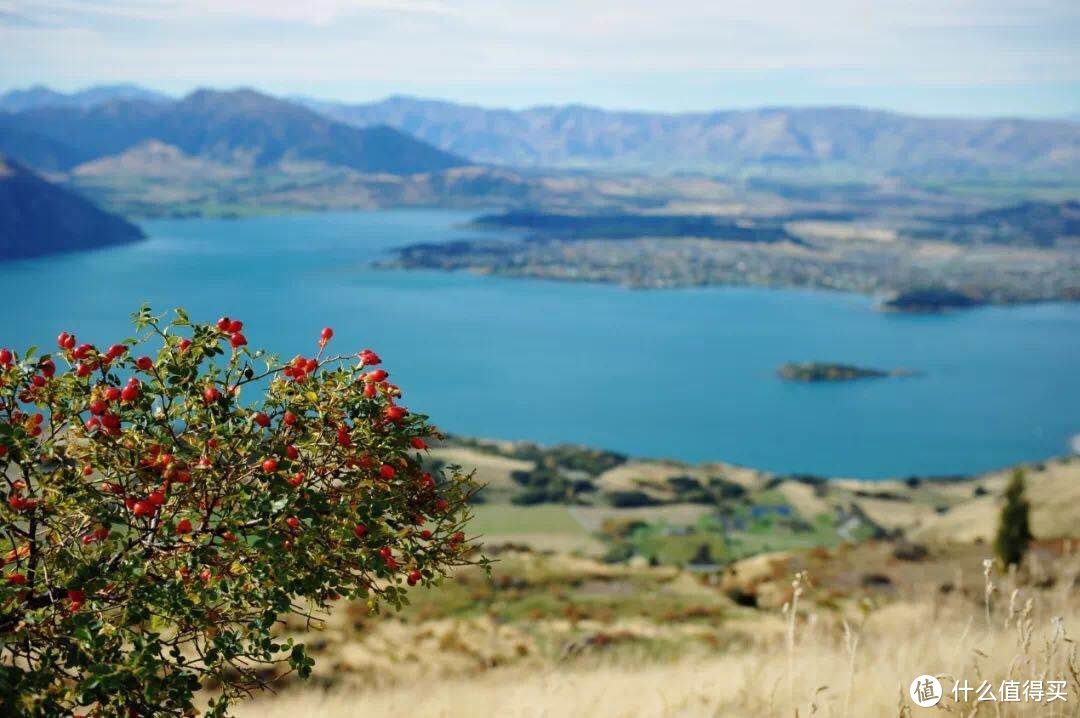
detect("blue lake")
[1,209,1078,478]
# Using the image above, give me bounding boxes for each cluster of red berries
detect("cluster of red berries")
[83,376,141,437]
[8,474,39,512]
[215,316,247,349]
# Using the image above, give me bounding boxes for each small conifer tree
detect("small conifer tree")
[994,469,1033,567]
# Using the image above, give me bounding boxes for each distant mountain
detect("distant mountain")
[0,122,84,173]
[0,155,144,260]
[0,89,469,174]
[0,83,171,112]
[301,95,1080,178]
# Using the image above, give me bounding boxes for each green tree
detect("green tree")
[994,469,1033,567]
[0,307,482,717]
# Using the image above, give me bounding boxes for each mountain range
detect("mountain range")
[0,155,144,260]
[0,89,468,175]
[0,84,1077,181]
[302,95,1080,178]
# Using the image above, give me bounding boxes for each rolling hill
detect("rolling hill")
[0,89,469,174]
[302,95,1080,178]
[0,155,144,260]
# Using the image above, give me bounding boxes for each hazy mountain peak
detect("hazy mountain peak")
[0,83,170,112]
[0,89,470,175]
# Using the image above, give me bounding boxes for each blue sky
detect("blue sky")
[2,0,1078,117]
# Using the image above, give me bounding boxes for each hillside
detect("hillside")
[426,437,1080,563]
[0,89,468,174]
[303,95,1080,178]
[0,156,144,260]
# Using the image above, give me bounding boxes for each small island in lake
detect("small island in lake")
[880,288,985,313]
[778,362,915,382]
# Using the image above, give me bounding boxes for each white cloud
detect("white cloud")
[2,0,1077,113]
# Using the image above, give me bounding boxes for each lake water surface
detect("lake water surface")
[1,209,1078,478]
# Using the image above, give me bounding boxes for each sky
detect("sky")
[1,0,1078,117]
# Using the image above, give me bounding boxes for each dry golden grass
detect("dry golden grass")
[232,552,1080,718]
[916,458,1080,544]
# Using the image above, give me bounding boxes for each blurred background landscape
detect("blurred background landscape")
[1,1,1079,715]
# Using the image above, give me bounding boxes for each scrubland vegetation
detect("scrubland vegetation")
[223,447,1080,717]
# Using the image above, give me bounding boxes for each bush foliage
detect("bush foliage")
[0,307,481,716]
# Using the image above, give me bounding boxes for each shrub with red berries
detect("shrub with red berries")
[0,307,482,717]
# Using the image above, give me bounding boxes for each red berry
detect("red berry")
[262,458,278,473]
[222,530,237,543]
[379,546,392,558]
[411,437,427,450]
[385,405,407,422]
[106,343,126,359]
[287,472,304,487]
[407,569,422,586]
[199,568,212,582]
[379,464,396,479]
[135,356,153,371]
[286,444,299,460]
[75,363,91,377]
[420,529,433,540]
[104,386,121,402]
[253,412,270,428]
[337,427,351,447]
[228,319,243,333]
[364,369,388,383]
[283,410,298,426]
[148,489,166,507]
[132,501,154,517]
[120,384,139,402]
[7,572,26,585]
[178,338,192,353]
[363,382,377,398]
[89,400,107,416]
[229,333,247,349]
[320,327,333,341]
[67,588,85,611]
[286,516,300,529]
[216,316,231,332]
[203,386,221,404]
[72,343,93,360]
[353,524,367,538]
[0,348,11,364]
[176,518,192,534]
[435,498,449,513]
[360,349,381,366]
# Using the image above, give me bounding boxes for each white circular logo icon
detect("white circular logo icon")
[910,675,943,708]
